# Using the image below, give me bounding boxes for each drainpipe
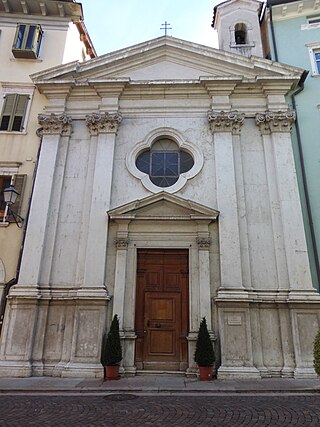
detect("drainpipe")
[269,4,278,61]
[0,131,44,334]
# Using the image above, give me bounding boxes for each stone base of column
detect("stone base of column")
[0,360,32,377]
[294,367,317,379]
[216,288,249,300]
[288,289,320,302]
[280,367,295,378]
[60,363,104,379]
[217,366,261,379]
[22,361,105,379]
[0,292,109,379]
[122,366,137,376]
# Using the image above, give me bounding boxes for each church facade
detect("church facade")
[0,2,320,379]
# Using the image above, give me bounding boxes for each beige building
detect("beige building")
[0,0,319,379]
[0,0,95,328]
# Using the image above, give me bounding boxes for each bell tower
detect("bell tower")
[212,0,264,57]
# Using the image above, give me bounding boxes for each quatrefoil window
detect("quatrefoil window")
[135,138,194,188]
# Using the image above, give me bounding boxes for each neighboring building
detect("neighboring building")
[0,1,95,327]
[264,0,320,291]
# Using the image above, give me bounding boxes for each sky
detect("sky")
[80,0,220,56]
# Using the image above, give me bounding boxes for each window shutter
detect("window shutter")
[8,174,26,222]
[34,26,43,56]
[14,24,26,49]
[0,94,15,131]
[12,95,28,131]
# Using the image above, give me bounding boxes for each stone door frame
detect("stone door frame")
[108,192,219,375]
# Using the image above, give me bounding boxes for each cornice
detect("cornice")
[29,35,304,84]
[0,0,83,20]
[268,0,320,21]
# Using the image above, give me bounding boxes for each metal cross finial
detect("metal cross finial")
[160,21,172,36]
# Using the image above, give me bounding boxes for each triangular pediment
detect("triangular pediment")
[31,36,303,84]
[108,192,219,221]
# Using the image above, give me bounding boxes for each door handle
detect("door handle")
[155,323,161,328]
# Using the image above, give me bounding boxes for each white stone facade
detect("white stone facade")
[0,36,319,379]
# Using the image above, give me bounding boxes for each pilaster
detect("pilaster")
[112,221,130,330]
[208,110,246,298]
[79,112,122,296]
[17,114,73,295]
[197,222,212,330]
[255,111,290,291]
[256,110,315,296]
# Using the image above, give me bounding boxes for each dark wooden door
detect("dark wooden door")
[135,249,189,371]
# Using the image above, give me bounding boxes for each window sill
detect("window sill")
[301,23,320,30]
[230,43,255,48]
[10,57,42,63]
[0,130,27,135]
[0,222,9,227]
[311,73,320,77]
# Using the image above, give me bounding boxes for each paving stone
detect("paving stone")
[1,394,320,426]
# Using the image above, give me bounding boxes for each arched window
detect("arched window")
[234,23,247,45]
[136,138,194,188]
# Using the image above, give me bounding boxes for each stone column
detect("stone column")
[17,114,72,294]
[112,225,135,374]
[208,110,245,298]
[112,229,130,329]
[256,110,314,295]
[197,231,212,330]
[80,112,122,297]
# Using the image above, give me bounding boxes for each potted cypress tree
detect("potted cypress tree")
[194,317,215,381]
[313,330,320,376]
[101,314,122,380]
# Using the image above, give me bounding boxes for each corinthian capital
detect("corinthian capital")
[255,110,296,134]
[86,112,122,135]
[197,237,211,250]
[38,113,72,136]
[114,237,129,249]
[208,110,244,135]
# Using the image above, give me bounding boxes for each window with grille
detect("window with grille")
[0,94,29,132]
[12,24,43,59]
[136,138,194,188]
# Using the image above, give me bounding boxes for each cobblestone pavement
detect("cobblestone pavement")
[1,394,320,426]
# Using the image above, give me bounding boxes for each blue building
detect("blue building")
[265,0,320,289]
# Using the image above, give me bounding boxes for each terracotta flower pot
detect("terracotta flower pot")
[198,366,213,381]
[105,365,120,380]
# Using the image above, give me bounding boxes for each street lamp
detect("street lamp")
[3,185,24,228]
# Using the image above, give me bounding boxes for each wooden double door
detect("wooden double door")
[135,249,189,371]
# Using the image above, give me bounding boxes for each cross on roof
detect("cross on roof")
[160,21,172,36]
